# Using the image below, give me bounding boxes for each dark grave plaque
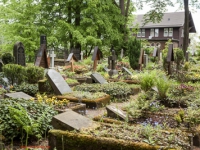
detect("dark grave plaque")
[90,73,108,84]
[13,42,26,66]
[108,50,118,76]
[66,53,78,62]
[52,110,98,131]
[34,44,49,68]
[153,47,158,57]
[167,44,174,62]
[92,46,102,61]
[47,69,72,95]
[122,67,133,76]
[5,92,33,100]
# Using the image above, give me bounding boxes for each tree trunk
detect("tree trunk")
[183,0,189,57]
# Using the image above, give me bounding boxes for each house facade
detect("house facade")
[132,12,196,50]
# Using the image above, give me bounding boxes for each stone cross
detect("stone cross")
[50,50,56,68]
[108,50,118,76]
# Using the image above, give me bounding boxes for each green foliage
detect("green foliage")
[65,78,79,85]
[1,53,14,64]
[155,77,170,100]
[74,82,132,101]
[12,83,38,96]
[140,71,156,92]
[0,98,57,141]
[3,64,26,85]
[26,65,44,84]
[128,37,141,69]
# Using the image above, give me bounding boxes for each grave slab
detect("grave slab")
[5,92,33,100]
[52,109,98,131]
[106,105,127,121]
[47,69,72,95]
[90,73,108,84]
[122,67,133,76]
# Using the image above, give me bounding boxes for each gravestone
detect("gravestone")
[71,47,81,60]
[90,73,108,84]
[92,46,102,72]
[66,53,78,72]
[47,69,72,95]
[50,50,56,68]
[13,42,26,66]
[108,50,118,76]
[120,49,124,59]
[52,110,98,131]
[143,54,148,68]
[106,105,127,121]
[0,59,3,72]
[167,44,174,75]
[122,67,133,76]
[80,52,83,61]
[5,92,33,100]
[138,49,144,70]
[103,67,110,72]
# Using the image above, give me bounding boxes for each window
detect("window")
[181,29,184,37]
[155,29,159,37]
[164,28,173,37]
[150,29,154,37]
[137,29,145,37]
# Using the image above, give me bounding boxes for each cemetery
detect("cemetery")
[0,35,200,150]
[0,1,199,149]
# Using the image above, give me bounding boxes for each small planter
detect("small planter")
[56,94,110,109]
[55,102,86,115]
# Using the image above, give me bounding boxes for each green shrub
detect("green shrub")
[1,53,14,64]
[140,71,156,92]
[155,77,170,100]
[13,83,38,96]
[26,65,44,84]
[0,98,57,141]
[2,64,26,85]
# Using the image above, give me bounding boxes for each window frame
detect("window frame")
[155,28,159,37]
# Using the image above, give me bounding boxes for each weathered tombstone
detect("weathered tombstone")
[106,105,127,121]
[120,49,124,59]
[50,50,56,68]
[80,51,83,61]
[92,46,102,72]
[143,54,148,68]
[108,50,118,76]
[52,110,98,131]
[66,53,78,72]
[138,49,144,70]
[46,69,72,95]
[13,42,26,66]
[122,67,133,76]
[167,44,174,75]
[185,51,189,62]
[90,73,108,84]
[71,47,81,60]
[34,35,49,68]
[0,59,3,72]
[5,92,33,100]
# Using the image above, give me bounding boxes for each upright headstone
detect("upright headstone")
[66,53,78,72]
[47,69,72,95]
[167,44,174,75]
[92,46,102,72]
[138,49,144,70]
[50,50,56,68]
[90,73,108,84]
[13,42,26,66]
[108,50,118,76]
[71,47,81,60]
[34,35,49,68]
[143,54,148,68]
[120,49,124,59]
[0,59,3,72]
[80,52,83,61]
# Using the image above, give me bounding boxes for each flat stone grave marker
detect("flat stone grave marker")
[5,92,33,100]
[90,73,108,84]
[47,69,72,95]
[103,67,110,72]
[52,109,98,131]
[106,105,127,121]
[122,67,133,76]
